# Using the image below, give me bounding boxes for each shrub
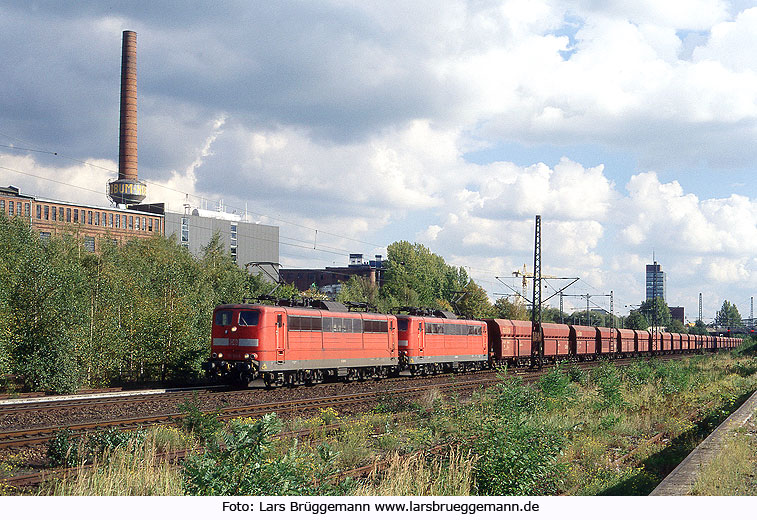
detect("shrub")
[591,362,624,408]
[47,429,80,468]
[175,395,222,443]
[471,422,566,495]
[624,360,655,386]
[182,414,349,495]
[538,366,575,402]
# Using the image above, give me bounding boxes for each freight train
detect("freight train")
[202,300,741,388]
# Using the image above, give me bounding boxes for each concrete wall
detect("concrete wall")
[164,211,279,272]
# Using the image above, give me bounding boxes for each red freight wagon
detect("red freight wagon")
[635,329,650,353]
[485,319,532,364]
[205,303,398,387]
[649,330,663,352]
[570,325,597,358]
[660,332,673,352]
[680,333,690,351]
[597,327,614,355]
[541,323,571,360]
[617,328,635,354]
[671,333,682,352]
[397,315,488,375]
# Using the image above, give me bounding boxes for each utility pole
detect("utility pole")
[531,215,543,370]
[563,293,613,327]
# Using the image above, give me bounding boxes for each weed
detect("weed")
[175,394,222,443]
[46,429,80,468]
[591,362,625,409]
[538,366,575,402]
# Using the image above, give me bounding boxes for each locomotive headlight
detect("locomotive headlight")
[244,353,250,359]
[217,353,223,359]
[231,326,238,332]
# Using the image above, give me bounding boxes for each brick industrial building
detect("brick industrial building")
[0,31,278,268]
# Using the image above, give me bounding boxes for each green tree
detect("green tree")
[688,319,708,335]
[668,319,687,333]
[380,241,493,315]
[0,215,86,393]
[493,297,530,321]
[715,300,742,327]
[639,297,671,328]
[454,280,495,318]
[624,310,649,330]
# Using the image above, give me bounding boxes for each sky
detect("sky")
[2,0,757,322]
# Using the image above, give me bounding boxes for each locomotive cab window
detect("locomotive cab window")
[215,310,233,326]
[239,310,259,327]
[398,319,408,331]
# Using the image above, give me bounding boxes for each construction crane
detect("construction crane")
[512,263,532,302]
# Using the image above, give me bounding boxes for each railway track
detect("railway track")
[0,376,501,449]
[0,352,692,414]
[0,352,718,492]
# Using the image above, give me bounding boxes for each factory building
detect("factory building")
[163,208,279,269]
[1,31,279,268]
[280,254,385,295]
[1,186,163,251]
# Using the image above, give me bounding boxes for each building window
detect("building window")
[17,202,22,215]
[128,215,133,229]
[51,207,57,220]
[8,201,14,216]
[181,216,189,248]
[95,212,99,226]
[142,217,146,231]
[135,216,140,230]
[230,222,238,262]
[83,236,95,253]
[87,211,93,225]
[0,200,4,214]
[44,205,49,220]
[59,207,64,221]
[122,215,127,229]
[66,208,71,222]
[39,231,51,242]
[73,209,78,223]
[108,213,113,227]
[36,204,42,219]
[148,218,153,232]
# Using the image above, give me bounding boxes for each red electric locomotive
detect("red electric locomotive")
[204,301,398,387]
[397,311,488,375]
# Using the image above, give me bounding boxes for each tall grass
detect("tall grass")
[690,420,757,495]
[41,437,183,496]
[352,447,476,496]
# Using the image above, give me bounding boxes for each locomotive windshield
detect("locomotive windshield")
[397,318,408,332]
[239,310,260,326]
[215,310,233,326]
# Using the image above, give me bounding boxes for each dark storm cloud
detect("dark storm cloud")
[0,1,456,178]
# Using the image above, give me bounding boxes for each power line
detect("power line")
[0,134,384,249]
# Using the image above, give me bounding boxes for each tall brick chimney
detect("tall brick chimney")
[108,30,146,205]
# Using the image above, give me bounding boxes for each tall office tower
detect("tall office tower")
[646,261,667,302]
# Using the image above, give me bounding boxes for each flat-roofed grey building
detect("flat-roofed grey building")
[163,208,279,272]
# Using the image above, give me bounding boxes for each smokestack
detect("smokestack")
[119,30,138,181]
[108,30,146,205]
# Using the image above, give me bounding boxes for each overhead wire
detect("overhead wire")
[0,133,385,250]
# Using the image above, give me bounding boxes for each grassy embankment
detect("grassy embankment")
[3,344,755,496]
